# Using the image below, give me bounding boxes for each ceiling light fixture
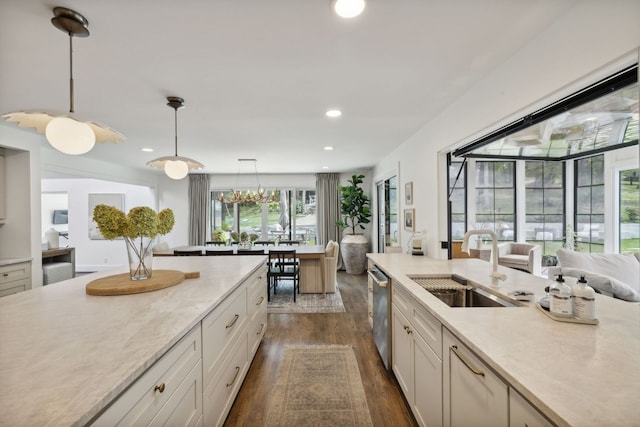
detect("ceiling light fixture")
[147,96,204,180]
[324,146,334,151]
[326,109,342,118]
[1,7,125,155]
[216,159,278,204]
[332,0,366,18]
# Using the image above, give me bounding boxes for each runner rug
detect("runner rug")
[265,345,373,426]
[267,281,345,314]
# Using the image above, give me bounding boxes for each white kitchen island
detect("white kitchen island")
[367,253,640,427]
[0,255,267,426]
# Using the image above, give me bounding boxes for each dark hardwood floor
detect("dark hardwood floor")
[224,272,417,426]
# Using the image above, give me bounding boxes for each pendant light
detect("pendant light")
[2,7,125,155]
[332,0,366,18]
[216,159,278,204]
[147,96,204,180]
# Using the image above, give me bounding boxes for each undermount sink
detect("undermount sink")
[408,275,519,308]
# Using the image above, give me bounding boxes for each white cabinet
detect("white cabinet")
[391,284,442,427]
[367,260,373,328]
[510,389,553,427]
[443,328,508,427]
[0,261,31,297]
[92,324,203,427]
[202,265,267,427]
[0,155,5,222]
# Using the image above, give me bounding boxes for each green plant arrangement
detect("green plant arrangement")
[336,174,372,234]
[93,205,175,280]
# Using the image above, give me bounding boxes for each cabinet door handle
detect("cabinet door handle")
[154,383,165,393]
[226,366,240,388]
[450,345,485,377]
[257,323,265,335]
[256,296,265,306]
[225,314,240,329]
[403,325,412,334]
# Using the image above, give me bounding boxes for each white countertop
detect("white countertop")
[0,256,265,427]
[0,256,32,266]
[367,253,640,427]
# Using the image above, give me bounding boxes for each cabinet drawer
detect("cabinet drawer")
[92,324,202,427]
[248,310,267,358]
[411,301,442,359]
[203,333,249,427]
[509,388,553,427]
[0,262,31,285]
[247,272,267,321]
[0,278,30,297]
[202,286,247,388]
[392,283,412,321]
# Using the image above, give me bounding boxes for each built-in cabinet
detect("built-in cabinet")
[391,283,442,427]
[91,265,267,427]
[0,261,31,297]
[391,281,553,427]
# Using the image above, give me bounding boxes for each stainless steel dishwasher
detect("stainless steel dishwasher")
[368,266,391,370]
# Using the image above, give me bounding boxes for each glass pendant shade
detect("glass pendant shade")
[333,0,365,18]
[45,117,96,155]
[164,159,189,180]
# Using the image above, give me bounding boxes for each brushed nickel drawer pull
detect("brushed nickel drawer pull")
[256,296,265,306]
[226,314,240,329]
[154,383,165,393]
[451,345,485,377]
[226,366,240,387]
[403,325,412,334]
[257,323,265,335]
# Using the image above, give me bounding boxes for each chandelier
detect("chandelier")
[146,96,204,180]
[2,7,125,155]
[216,159,278,204]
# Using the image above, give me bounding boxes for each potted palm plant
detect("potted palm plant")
[337,174,372,274]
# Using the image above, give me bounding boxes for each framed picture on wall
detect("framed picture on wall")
[405,182,413,205]
[404,208,415,231]
[88,193,124,240]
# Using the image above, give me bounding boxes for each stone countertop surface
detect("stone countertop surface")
[367,253,640,427]
[0,256,32,266]
[0,256,265,427]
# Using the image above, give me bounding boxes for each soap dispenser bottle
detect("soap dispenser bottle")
[549,274,573,317]
[572,275,596,320]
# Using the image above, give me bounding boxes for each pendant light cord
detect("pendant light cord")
[68,34,75,113]
[174,107,179,157]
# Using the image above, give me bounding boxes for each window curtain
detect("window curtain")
[316,173,340,246]
[188,174,210,246]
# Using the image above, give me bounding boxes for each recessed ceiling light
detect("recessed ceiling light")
[326,109,342,118]
[141,148,154,152]
[324,146,334,151]
[332,0,365,18]
[322,166,329,169]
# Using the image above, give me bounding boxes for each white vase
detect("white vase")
[340,234,368,275]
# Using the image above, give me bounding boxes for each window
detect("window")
[575,155,604,252]
[525,161,564,255]
[211,188,316,244]
[619,168,640,254]
[448,161,467,240]
[475,161,515,240]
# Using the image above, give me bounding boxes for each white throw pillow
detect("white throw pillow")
[560,267,640,302]
[556,249,639,292]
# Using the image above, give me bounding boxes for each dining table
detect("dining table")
[154,244,327,295]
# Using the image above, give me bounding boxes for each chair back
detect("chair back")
[205,249,234,255]
[254,240,275,246]
[279,240,300,246]
[237,248,267,255]
[268,249,298,272]
[205,241,228,246]
[174,250,202,256]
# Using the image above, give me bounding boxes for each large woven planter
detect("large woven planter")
[340,234,368,275]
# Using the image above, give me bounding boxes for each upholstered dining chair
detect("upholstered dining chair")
[174,249,202,256]
[324,240,339,293]
[267,248,300,302]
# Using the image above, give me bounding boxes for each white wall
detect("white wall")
[42,179,156,273]
[373,1,640,259]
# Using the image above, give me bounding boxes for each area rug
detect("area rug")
[265,345,373,427]
[267,281,345,314]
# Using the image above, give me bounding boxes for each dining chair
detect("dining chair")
[278,240,300,246]
[205,249,234,255]
[237,248,267,255]
[173,249,202,256]
[253,240,275,246]
[267,249,300,302]
[205,241,228,246]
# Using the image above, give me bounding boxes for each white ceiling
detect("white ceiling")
[1,0,578,175]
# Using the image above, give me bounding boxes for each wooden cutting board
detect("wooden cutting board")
[86,270,200,296]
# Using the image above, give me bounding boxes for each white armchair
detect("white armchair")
[497,242,542,276]
[324,240,339,293]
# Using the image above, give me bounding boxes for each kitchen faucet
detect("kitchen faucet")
[461,230,507,283]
